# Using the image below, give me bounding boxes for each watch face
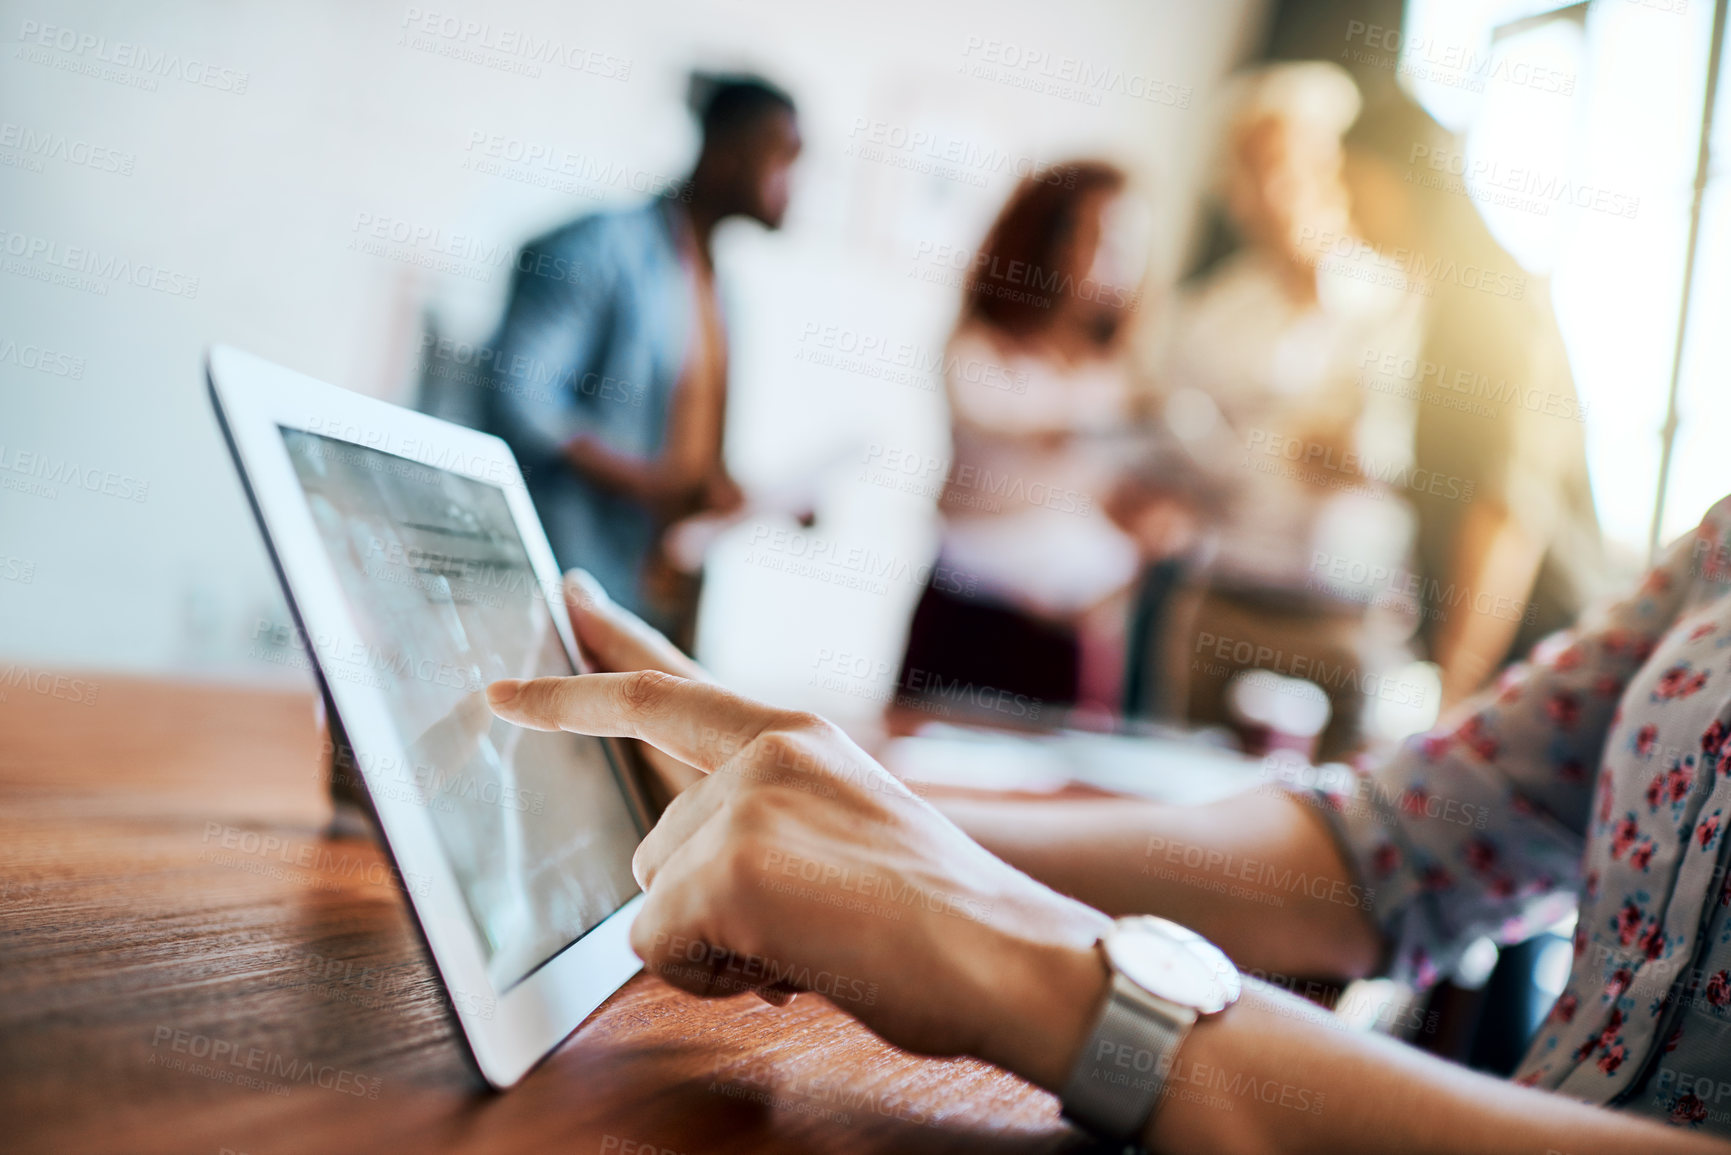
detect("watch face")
[1107,917,1241,1013]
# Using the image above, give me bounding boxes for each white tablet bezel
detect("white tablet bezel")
[207,344,649,1089]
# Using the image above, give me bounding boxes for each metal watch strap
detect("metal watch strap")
[1059,968,1198,1142]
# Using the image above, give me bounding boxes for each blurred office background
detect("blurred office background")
[2,0,1727,747]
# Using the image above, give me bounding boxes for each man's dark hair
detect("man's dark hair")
[688,72,796,143]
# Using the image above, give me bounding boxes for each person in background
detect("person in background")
[1340,90,1604,709]
[1157,62,1423,758]
[896,162,1189,720]
[483,74,802,648]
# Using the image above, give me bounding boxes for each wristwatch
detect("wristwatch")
[1059,915,1242,1144]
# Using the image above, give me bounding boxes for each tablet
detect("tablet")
[207,344,650,1088]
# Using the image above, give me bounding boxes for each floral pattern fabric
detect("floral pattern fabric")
[1304,496,1731,1134]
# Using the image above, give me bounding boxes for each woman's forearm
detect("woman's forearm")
[1000,912,1718,1155]
[934,788,1381,979]
[1143,981,1727,1155]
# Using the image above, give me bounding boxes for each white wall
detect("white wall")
[0,0,1265,727]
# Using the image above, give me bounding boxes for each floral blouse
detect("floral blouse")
[1306,496,1731,1135]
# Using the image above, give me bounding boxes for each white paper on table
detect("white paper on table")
[881,724,1267,806]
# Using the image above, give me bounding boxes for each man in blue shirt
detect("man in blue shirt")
[484,76,801,645]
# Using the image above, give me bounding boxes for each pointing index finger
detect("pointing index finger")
[486,670,782,774]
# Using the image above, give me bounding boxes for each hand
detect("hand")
[701,470,745,516]
[485,665,1112,1091]
[558,569,707,802]
[1104,476,1197,561]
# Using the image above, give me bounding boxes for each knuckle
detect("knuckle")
[728,786,791,833]
[616,668,678,715]
[746,729,813,776]
[721,837,771,910]
[781,710,833,736]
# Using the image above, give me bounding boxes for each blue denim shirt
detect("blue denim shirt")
[483,200,691,621]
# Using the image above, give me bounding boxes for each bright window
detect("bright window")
[1402,0,1719,562]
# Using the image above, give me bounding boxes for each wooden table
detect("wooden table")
[0,675,1088,1155]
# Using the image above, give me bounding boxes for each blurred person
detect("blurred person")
[1158,62,1423,757]
[485,487,1731,1151]
[896,161,1191,721]
[1340,90,1604,709]
[483,74,801,648]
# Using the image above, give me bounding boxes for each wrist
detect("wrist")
[973,899,1112,1093]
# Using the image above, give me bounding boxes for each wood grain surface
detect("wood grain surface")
[0,675,1091,1155]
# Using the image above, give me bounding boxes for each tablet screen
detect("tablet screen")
[280,428,642,989]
